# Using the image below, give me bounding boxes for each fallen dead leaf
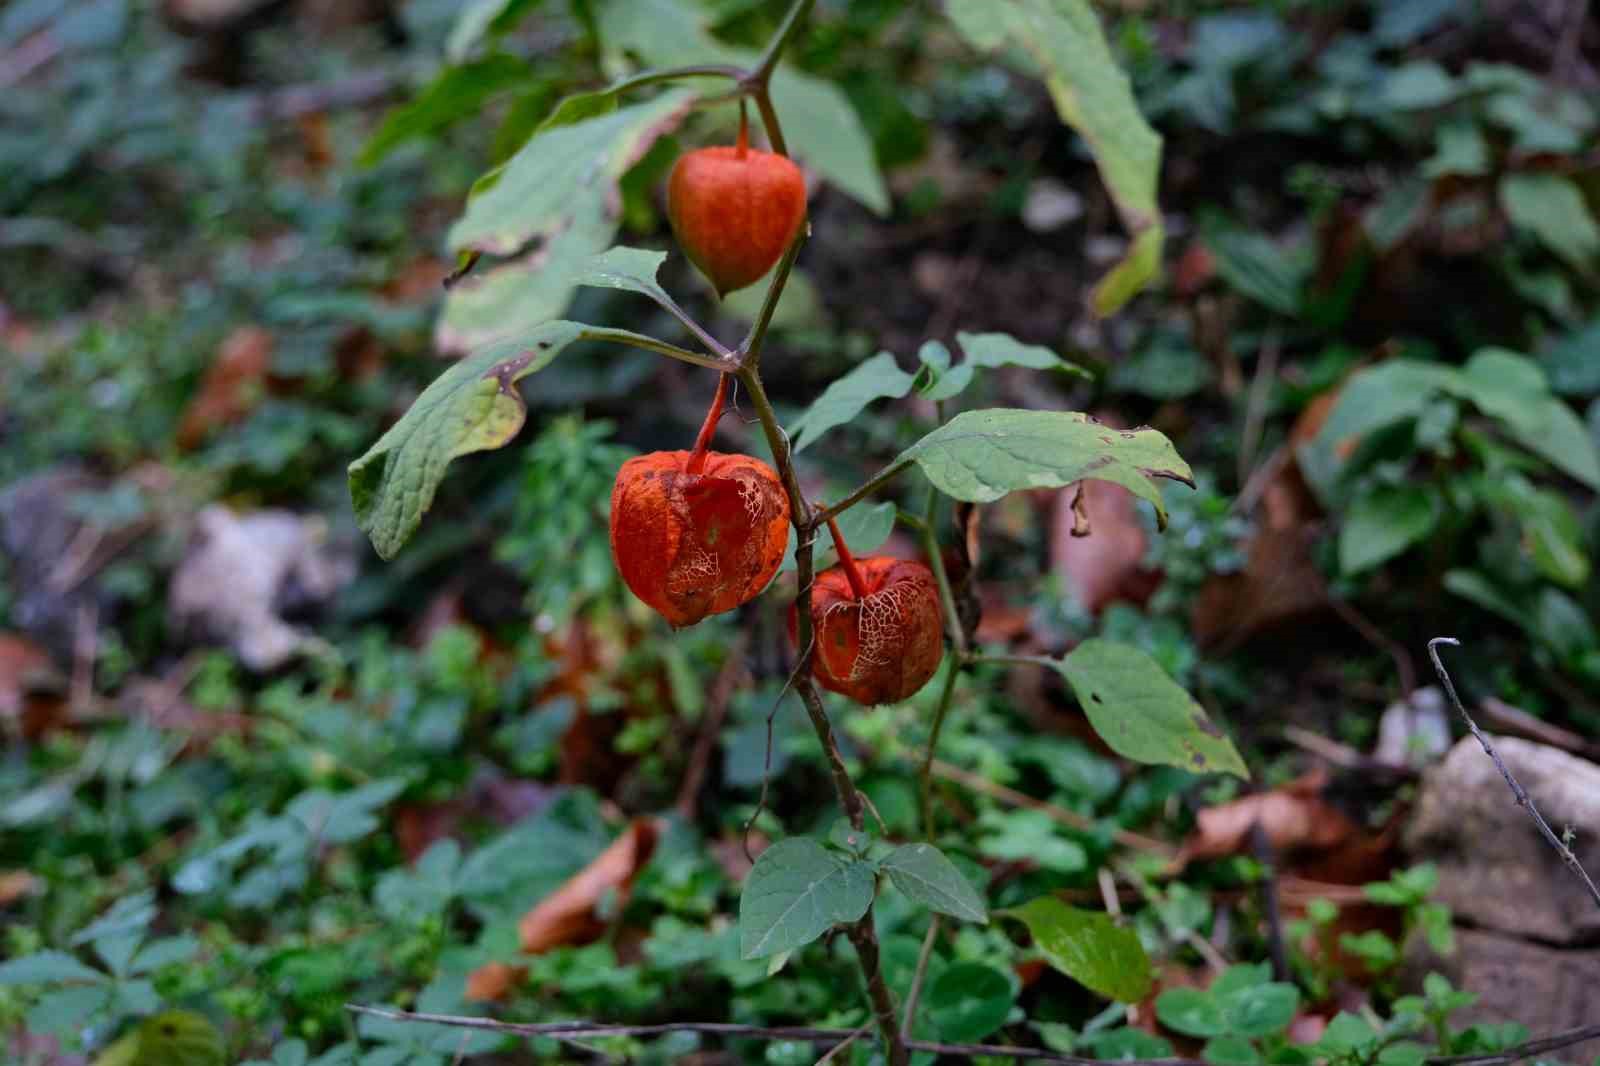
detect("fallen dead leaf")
[1181,769,1356,863]
[519,817,660,954]
[0,633,66,737]
[0,870,40,906]
[176,326,273,451]
[464,961,524,1003]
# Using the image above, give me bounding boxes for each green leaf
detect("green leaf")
[999,896,1152,1002]
[926,962,1015,1042]
[880,843,988,924]
[1500,173,1600,274]
[1054,638,1248,777]
[1156,987,1227,1037]
[593,0,888,214]
[1339,485,1438,575]
[1201,217,1306,315]
[780,500,895,574]
[1203,1036,1263,1066]
[1457,348,1600,490]
[349,321,590,558]
[1297,360,1462,502]
[790,352,917,453]
[1318,1012,1376,1053]
[0,951,107,986]
[923,332,1087,402]
[947,0,1163,314]
[446,0,547,62]
[575,245,672,304]
[892,409,1193,528]
[128,936,198,975]
[739,838,876,959]
[1223,982,1299,1036]
[450,90,695,256]
[129,1011,225,1066]
[359,55,532,167]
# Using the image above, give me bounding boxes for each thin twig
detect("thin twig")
[900,917,940,1040]
[1236,330,1280,490]
[814,1024,869,1065]
[1428,638,1600,913]
[676,635,749,821]
[929,758,1177,858]
[348,1006,1600,1066]
[743,644,810,862]
[1248,822,1290,983]
[1330,596,1417,703]
[918,658,961,839]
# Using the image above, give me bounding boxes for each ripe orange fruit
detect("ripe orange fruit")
[667,117,807,296]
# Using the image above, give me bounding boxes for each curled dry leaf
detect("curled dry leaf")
[1051,480,1156,614]
[0,633,65,738]
[1181,769,1355,863]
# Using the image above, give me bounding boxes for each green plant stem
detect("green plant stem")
[812,460,913,527]
[749,86,789,157]
[919,656,960,839]
[972,652,1058,670]
[921,500,966,659]
[579,326,733,372]
[608,64,745,96]
[748,0,816,86]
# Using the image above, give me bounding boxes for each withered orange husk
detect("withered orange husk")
[792,556,945,706]
[610,450,790,627]
[667,145,807,296]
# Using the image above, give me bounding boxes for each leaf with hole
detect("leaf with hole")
[1053,638,1247,777]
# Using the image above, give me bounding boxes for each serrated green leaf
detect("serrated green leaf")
[0,951,107,986]
[926,962,1014,1042]
[1340,485,1438,575]
[780,500,895,574]
[349,322,590,558]
[739,839,876,959]
[790,352,917,453]
[947,0,1163,314]
[891,409,1193,528]
[1054,638,1247,777]
[880,843,988,923]
[359,54,532,167]
[593,0,888,214]
[999,896,1152,1002]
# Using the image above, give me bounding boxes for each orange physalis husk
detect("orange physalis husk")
[667,108,807,297]
[791,518,945,706]
[609,376,790,627]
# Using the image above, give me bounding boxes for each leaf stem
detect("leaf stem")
[747,0,816,87]
[578,326,734,371]
[739,228,806,370]
[919,656,960,840]
[606,64,745,95]
[812,460,913,527]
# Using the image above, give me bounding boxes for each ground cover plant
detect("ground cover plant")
[3,1,1600,1065]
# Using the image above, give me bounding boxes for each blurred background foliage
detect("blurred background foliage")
[2,0,1599,1062]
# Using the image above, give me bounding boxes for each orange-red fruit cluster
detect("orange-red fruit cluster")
[667,140,806,296]
[797,557,944,705]
[610,450,790,627]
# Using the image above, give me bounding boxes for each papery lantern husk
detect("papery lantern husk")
[796,556,944,706]
[610,450,790,627]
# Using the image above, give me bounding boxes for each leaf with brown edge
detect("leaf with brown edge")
[349,320,588,559]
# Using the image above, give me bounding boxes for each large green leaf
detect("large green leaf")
[1339,485,1438,576]
[1054,638,1247,777]
[359,54,532,167]
[1201,217,1308,315]
[349,322,592,558]
[739,838,875,959]
[947,0,1163,314]
[593,0,889,214]
[1500,173,1600,275]
[0,951,107,986]
[926,962,1015,1042]
[891,409,1193,528]
[790,352,917,453]
[880,843,988,924]
[1457,348,1600,490]
[450,90,695,256]
[999,896,1152,1002]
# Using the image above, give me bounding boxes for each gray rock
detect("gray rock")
[1405,735,1600,944]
